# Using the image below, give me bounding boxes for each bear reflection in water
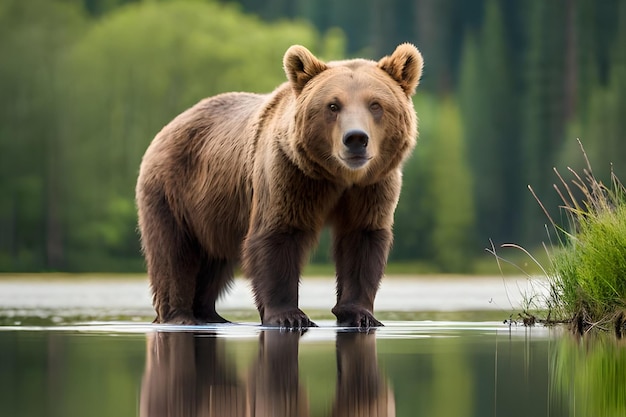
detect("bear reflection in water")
[140,331,394,417]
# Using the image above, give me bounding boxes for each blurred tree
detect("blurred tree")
[0,0,85,270]
[522,0,625,240]
[559,0,622,177]
[392,95,475,272]
[82,0,139,16]
[3,0,626,272]
[459,0,519,245]
[429,98,475,272]
[578,1,626,180]
[392,95,437,262]
[521,0,568,240]
[227,0,488,92]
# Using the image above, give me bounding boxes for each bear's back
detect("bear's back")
[138,90,283,258]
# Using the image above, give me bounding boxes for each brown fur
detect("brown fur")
[136,44,423,328]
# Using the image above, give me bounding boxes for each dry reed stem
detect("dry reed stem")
[528,184,557,228]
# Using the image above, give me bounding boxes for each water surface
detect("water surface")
[0,277,624,417]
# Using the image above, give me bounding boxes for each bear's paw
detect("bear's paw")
[263,308,318,330]
[332,305,383,330]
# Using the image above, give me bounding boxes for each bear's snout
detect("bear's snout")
[340,129,371,169]
[342,129,369,153]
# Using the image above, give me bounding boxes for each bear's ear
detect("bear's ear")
[283,45,328,94]
[377,43,423,97]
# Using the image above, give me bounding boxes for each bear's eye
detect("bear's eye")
[370,102,382,112]
[328,103,340,113]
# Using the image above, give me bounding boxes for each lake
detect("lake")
[0,275,624,417]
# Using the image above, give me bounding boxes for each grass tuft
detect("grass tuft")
[533,140,626,334]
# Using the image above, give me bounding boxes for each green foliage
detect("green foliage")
[429,99,475,272]
[573,2,626,182]
[392,94,438,262]
[514,139,626,333]
[547,165,626,326]
[552,207,626,318]
[458,0,520,244]
[392,95,475,272]
[0,0,87,270]
[523,0,567,192]
[3,0,626,273]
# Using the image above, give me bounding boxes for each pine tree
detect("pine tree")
[430,99,475,272]
[582,1,626,179]
[521,0,568,241]
[459,0,519,245]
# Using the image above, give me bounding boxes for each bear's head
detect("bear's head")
[283,44,423,185]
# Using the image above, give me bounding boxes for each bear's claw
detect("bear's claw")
[333,306,383,330]
[263,308,317,330]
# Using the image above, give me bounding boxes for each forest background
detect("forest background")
[1,0,625,273]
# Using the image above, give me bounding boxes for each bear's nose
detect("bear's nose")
[343,129,369,153]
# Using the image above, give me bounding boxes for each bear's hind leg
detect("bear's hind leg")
[139,188,201,325]
[193,257,235,323]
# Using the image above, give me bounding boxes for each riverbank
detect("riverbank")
[0,274,548,323]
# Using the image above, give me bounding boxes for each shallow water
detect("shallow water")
[0,275,545,324]
[0,277,624,417]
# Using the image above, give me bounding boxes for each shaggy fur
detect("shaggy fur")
[136,44,423,328]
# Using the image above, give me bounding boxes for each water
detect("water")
[1,276,624,417]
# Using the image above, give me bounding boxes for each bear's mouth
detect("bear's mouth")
[339,155,373,169]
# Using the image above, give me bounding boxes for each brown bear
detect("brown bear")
[136,43,423,329]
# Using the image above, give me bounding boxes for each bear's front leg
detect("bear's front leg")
[243,228,318,329]
[331,177,400,329]
[332,228,391,329]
